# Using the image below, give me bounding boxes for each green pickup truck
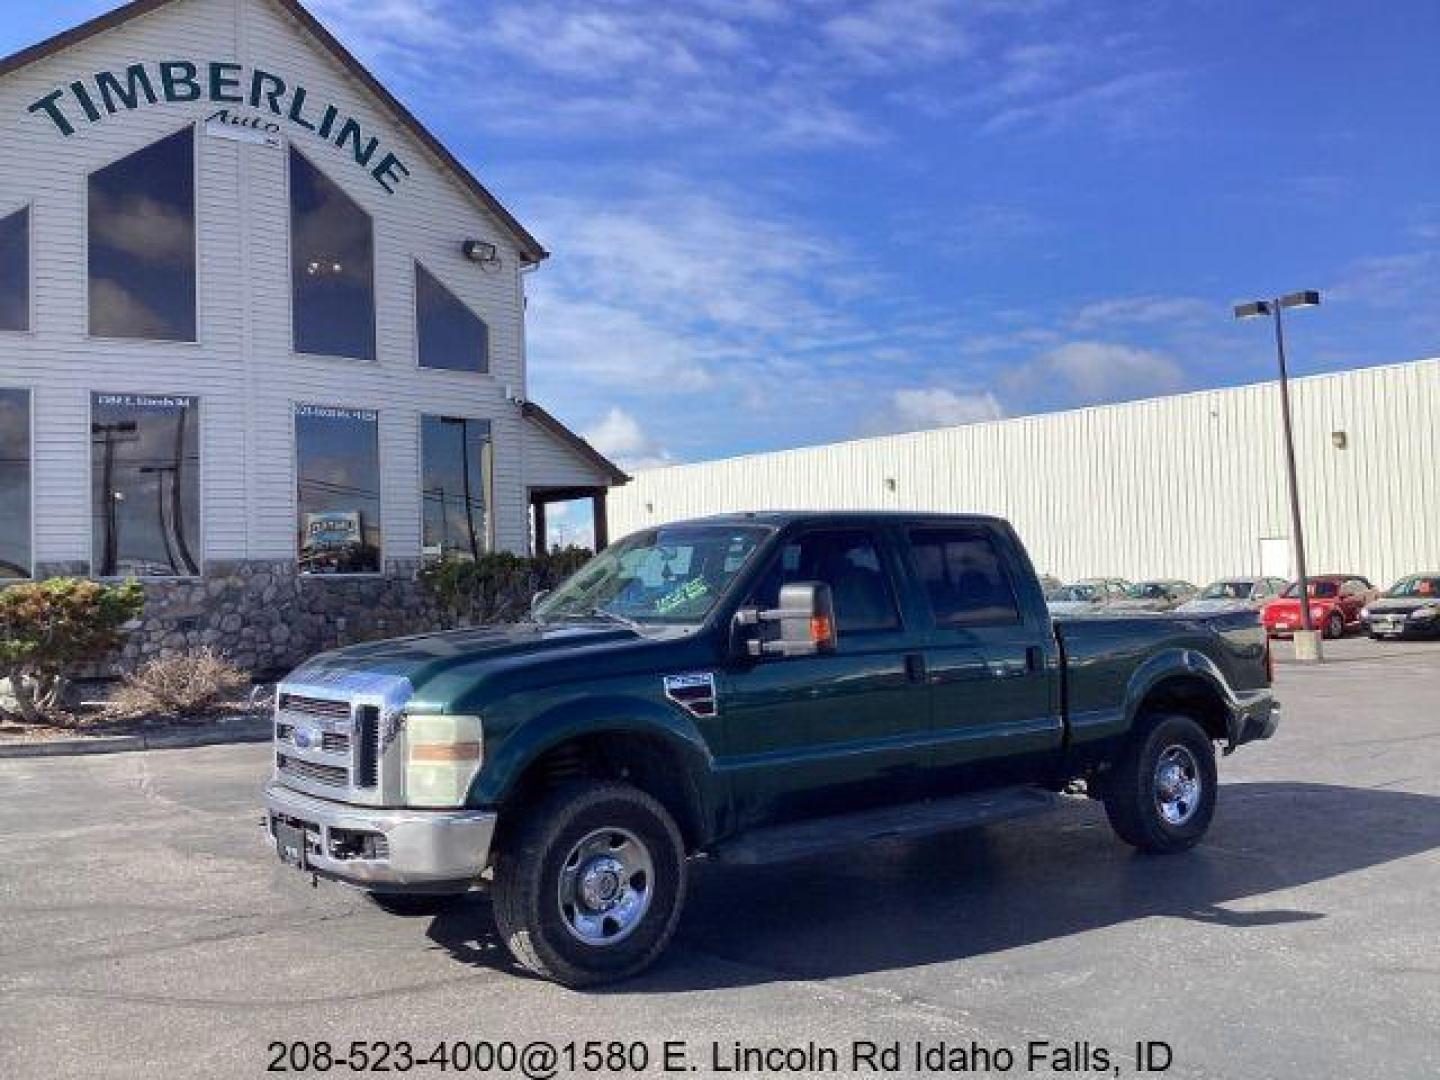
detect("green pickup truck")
[264,512,1277,986]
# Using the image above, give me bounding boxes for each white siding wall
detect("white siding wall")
[0,0,535,570]
[612,358,1440,589]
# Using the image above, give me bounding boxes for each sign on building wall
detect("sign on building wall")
[25,60,410,193]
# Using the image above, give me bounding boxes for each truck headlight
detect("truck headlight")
[1410,606,1439,621]
[404,715,483,808]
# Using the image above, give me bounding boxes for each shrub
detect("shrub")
[0,578,145,724]
[106,648,252,721]
[419,546,592,625]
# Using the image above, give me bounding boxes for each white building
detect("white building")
[612,357,1440,590]
[0,0,625,670]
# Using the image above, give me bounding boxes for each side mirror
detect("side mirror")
[733,581,837,658]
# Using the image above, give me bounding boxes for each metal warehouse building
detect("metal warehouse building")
[611,357,1440,590]
[0,0,625,672]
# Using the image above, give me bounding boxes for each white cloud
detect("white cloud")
[863,387,1005,434]
[585,408,675,471]
[1010,340,1185,404]
[1071,295,1214,330]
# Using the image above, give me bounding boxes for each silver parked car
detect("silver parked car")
[1107,580,1198,612]
[1177,577,1289,615]
[1046,577,1131,616]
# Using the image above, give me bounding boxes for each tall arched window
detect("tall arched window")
[88,127,196,341]
[416,262,489,372]
[0,206,29,332]
[290,148,375,360]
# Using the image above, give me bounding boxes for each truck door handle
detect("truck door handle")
[904,653,928,684]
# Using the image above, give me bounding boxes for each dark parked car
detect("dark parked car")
[1362,574,1440,639]
[1262,575,1376,639]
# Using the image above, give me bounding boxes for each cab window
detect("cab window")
[909,527,1022,627]
[750,529,900,634]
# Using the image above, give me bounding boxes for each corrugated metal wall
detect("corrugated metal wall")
[611,358,1440,589]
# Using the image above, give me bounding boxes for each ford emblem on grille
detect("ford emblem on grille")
[293,723,322,751]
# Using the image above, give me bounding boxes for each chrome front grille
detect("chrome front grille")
[279,694,351,721]
[274,722,351,754]
[272,672,414,806]
[277,753,348,788]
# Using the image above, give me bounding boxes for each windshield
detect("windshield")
[534,525,771,626]
[1049,584,1098,602]
[1283,580,1338,598]
[1200,580,1254,600]
[1387,576,1440,598]
[1125,582,1169,599]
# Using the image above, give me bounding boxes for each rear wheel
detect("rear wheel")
[1325,612,1345,639]
[492,781,687,988]
[1101,713,1217,853]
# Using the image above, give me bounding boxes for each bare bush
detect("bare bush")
[106,649,251,721]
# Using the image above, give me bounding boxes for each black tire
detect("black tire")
[367,891,467,916]
[1101,712,1217,854]
[1326,612,1344,639]
[492,781,687,988]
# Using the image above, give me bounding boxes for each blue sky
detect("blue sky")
[7,0,1440,476]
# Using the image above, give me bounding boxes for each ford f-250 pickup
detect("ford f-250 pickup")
[264,512,1278,986]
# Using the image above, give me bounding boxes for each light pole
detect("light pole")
[1234,289,1322,661]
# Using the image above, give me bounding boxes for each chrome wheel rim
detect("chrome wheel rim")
[1154,745,1202,826]
[557,827,654,947]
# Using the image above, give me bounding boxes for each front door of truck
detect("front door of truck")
[902,524,1062,792]
[719,526,929,827]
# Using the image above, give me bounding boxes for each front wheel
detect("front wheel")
[1101,713,1217,853]
[492,781,687,988]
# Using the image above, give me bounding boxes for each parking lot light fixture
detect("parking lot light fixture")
[1234,290,1323,661]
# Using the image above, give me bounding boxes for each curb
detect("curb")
[0,716,272,759]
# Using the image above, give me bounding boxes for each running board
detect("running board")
[711,786,1062,867]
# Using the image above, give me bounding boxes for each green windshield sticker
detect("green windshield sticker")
[655,578,709,615]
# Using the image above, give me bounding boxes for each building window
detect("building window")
[88,128,196,341]
[91,393,200,578]
[416,263,489,372]
[295,405,381,574]
[290,149,375,361]
[0,207,29,332]
[421,415,492,560]
[0,389,30,579]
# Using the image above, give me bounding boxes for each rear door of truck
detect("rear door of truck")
[897,521,1065,793]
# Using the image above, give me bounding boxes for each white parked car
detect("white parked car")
[1177,577,1290,615]
[1107,580,1198,613]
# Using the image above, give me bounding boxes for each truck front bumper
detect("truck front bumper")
[263,781,495,893]
[1229,693,1280,749]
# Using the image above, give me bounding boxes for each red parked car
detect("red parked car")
[1261,575,1376,639]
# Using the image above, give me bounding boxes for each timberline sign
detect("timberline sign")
[25,59,411,194]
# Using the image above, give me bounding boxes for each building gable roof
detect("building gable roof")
[0,0,548,265]
[523,402,630,486]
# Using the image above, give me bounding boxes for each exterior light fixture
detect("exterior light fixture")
[1332,431,1348,450]
[462,239,499,265]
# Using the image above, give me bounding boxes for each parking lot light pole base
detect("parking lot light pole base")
[1292,630,1325,663]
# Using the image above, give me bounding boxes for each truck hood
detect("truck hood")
[283,620,683,701]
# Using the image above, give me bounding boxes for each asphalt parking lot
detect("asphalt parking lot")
[1,636,1437,1080]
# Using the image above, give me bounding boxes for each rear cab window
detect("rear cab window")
[907,526,1023,628]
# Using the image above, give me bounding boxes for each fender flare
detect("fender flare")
[471,694,719,831]
[1122,647,1252,746]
